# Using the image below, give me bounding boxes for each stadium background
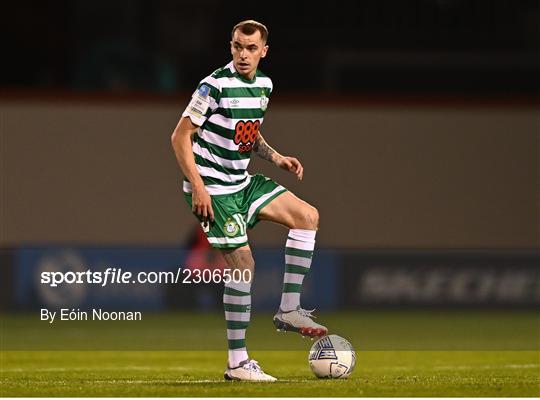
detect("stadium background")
[0,0,538,396]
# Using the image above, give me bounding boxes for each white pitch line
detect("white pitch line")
[73,379,315,384]
[2,366,190,373]
[90,379,258,385]
[2,371,316,384]
[433,364,539,371]
[175,380,229,384]
[5,364,537,374]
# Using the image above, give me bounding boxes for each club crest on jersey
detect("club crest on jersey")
[224,218,240,237]
[260,91,269,111]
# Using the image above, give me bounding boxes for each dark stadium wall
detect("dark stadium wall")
[1,100,538,248]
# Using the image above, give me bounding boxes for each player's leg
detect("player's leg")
[222,245,276,382]
[257,191,327,338]
[221,245,253,370]
[257,190,319,230]
[258,191,319,311]
[184,192,274,381]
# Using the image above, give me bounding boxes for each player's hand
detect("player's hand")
[192,184,214,222]
[277,156,304,180]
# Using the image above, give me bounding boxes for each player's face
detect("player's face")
[230,30,268,80]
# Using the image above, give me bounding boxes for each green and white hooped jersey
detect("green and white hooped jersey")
[182,61,273,195]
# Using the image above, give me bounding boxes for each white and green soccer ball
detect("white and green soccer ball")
[308,334,356,379]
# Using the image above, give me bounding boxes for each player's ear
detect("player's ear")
[230,41,234,55]
[261,45,269,58]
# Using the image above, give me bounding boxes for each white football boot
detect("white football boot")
[273,306,328,338]
[224,359,277,382]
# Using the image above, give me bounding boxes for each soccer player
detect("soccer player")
[171,20,327,382]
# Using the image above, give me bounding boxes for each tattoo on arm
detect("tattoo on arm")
[253,134,279,163]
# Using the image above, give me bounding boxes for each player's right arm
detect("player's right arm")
[171,117,214,222]
[254,133,304,180]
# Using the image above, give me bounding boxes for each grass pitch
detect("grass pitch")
[1,311,539,397]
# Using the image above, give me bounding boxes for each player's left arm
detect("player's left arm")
[253,133,303,180]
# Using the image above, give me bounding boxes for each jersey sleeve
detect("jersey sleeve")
[182,76,221,126]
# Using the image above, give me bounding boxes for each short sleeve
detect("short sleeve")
[182,77,221,126]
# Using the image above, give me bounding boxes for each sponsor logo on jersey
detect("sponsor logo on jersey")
[234,120,260,153]
[200,220,210,233]
[187,86,211,118]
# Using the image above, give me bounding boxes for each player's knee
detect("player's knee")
[308,206,319,229]
[300,205,319,230]
[222,246,255,279]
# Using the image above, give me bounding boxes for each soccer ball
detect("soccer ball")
[308,335,356,379]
